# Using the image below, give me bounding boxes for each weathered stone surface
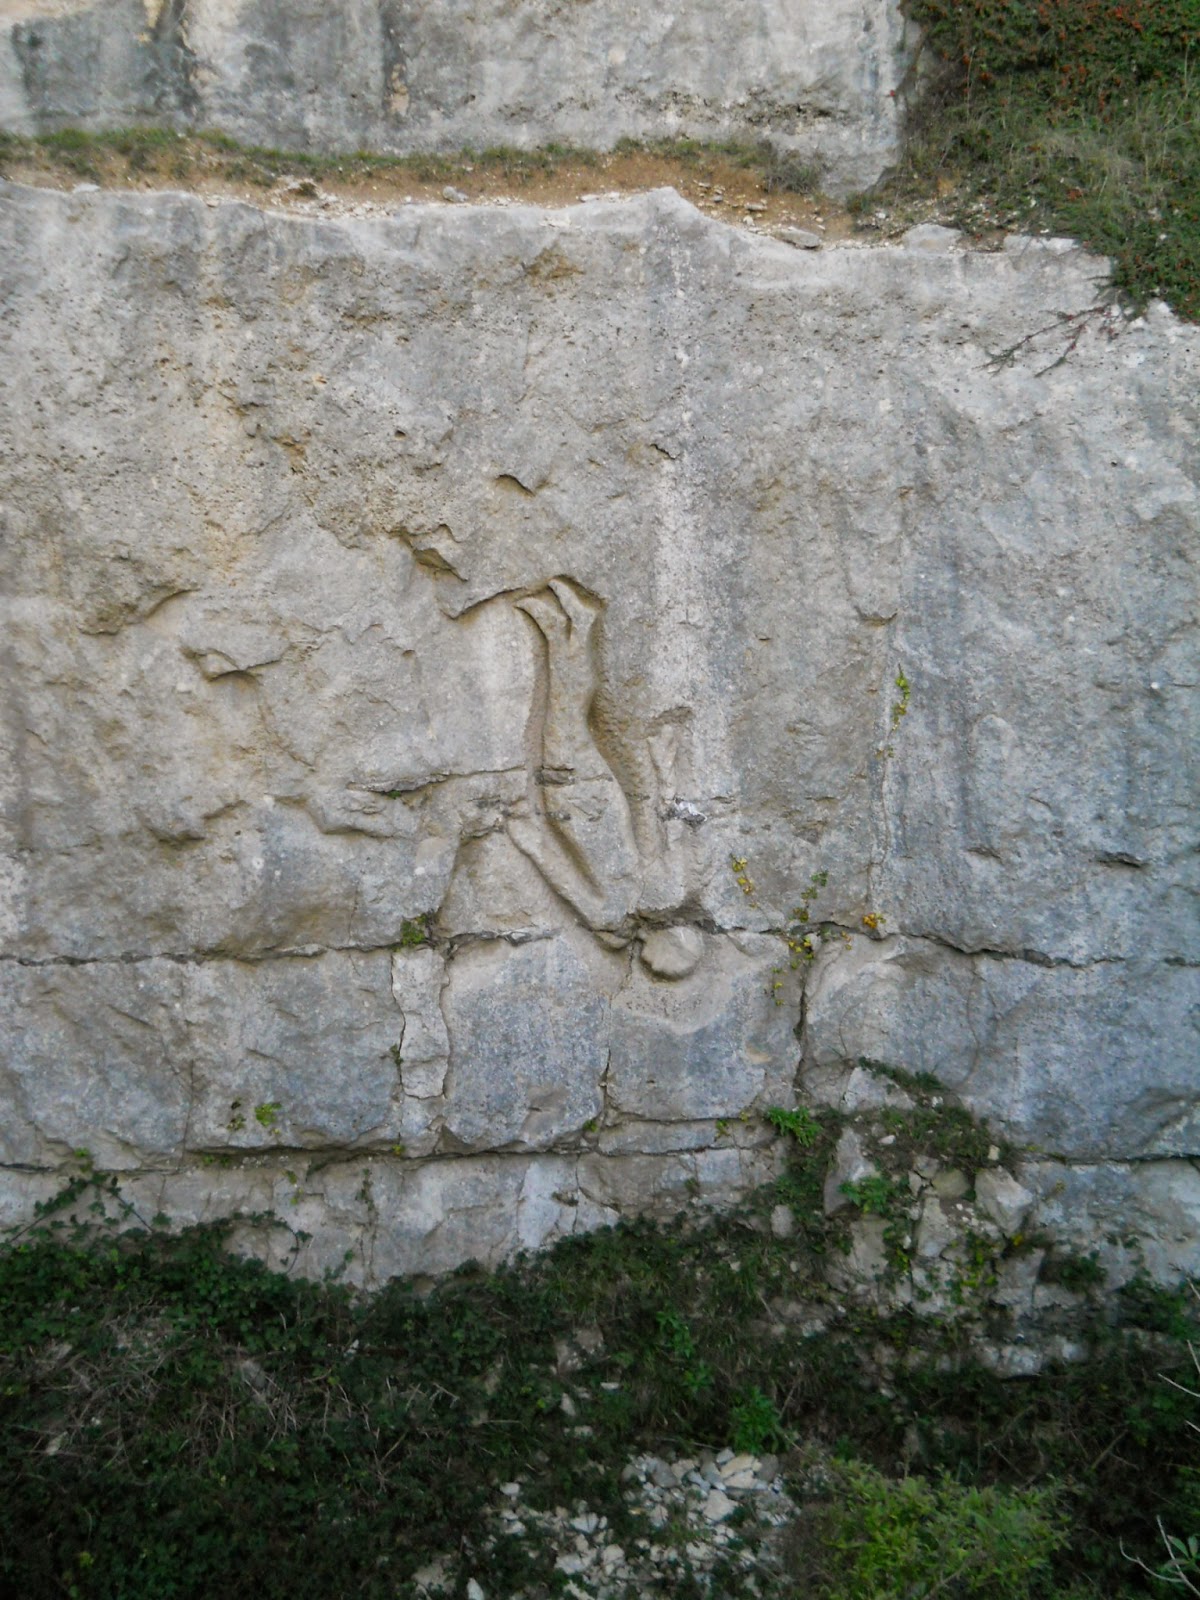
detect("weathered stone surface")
[914,1196,957,1261]
[0,180,1196,1281]
[0,958,190,1167]
[440,933,610,1151]
[640,925,706,980]
[0,0,911,192]
[1018,1158,1200,1286]
[803,935,1199,1160]
[608,934,795,1122]
[1,950,404,1166]
[778,226,822,251]
[901,222,962,251]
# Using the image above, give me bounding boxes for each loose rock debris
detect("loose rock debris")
[413,1448,795,1598]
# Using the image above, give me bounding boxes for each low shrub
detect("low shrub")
[785,1453,1068,1599]
[898,0,1199,317]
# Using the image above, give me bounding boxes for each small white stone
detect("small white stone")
[412,1558,452,1593]
[975,1168,1035,1235]
[902,222,962,251]
[466,1580,486,1600]
[703,1489,736,1522]
[824,1128,878,1214]
[932,1167,970,1201]
[554,1552,591,1575]
[640,925,705,979]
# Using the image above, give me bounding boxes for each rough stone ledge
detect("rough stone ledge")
[2,1148,1196,1296]
[0,1144,787,1286]
[0,0,913,194]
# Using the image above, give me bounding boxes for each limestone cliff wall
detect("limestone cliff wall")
[0,0,911,192]
[0,182,1197,1284]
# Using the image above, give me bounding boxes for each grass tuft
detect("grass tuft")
[888,0,1199,317]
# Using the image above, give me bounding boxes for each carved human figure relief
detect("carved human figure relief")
[506,576,703,977]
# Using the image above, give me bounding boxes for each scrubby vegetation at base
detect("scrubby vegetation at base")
[896,0,1199,318]
[1,1151,1196,1599]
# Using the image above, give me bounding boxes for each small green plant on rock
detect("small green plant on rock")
[729,856,834,984]
[778,869,830,969]
[840,1173,903,1217]
[396,915,431,949]
[730,1385,784,1454]
[866,1058,1005,1173]
[765,1105,821,1148]
[840,1172,915,1273]
[730,855,757,901]
[1040,1248,1107,1294]
[254,1101,282,1134]
[656,1308,713,1396]
[879,667,912,758]
[950,1226,1003,1305]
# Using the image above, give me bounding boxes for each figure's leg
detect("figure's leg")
[511,581,639,930]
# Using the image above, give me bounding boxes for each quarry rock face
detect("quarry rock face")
[0,179,1197,1285]
[0,0,910,192]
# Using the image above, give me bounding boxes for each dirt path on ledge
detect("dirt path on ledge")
[0,135,987,247]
